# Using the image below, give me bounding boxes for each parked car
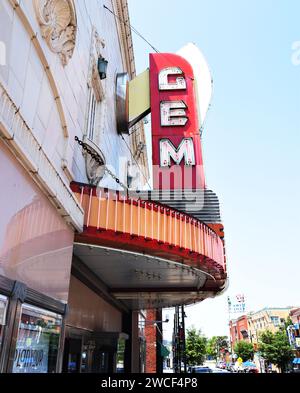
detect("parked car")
[190,366,213,373]
[245,368,259,373]
[289,368,300,373]
[211,367,230,373]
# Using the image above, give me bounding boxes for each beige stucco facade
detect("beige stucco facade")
[248,307,294,344]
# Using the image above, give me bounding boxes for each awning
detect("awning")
[70,182,228,309]
[243,361,256,368]
[159,342,170,358]
[292,358,300,364]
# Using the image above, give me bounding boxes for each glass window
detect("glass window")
[0,295,8,351]
[87,89,97,141]
[271,316,279,326]
[13,304,62,373]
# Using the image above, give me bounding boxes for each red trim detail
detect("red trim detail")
[75,226,226,279]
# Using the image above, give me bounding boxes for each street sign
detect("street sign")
[228,294,246,314]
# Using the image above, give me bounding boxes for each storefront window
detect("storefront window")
[13,304,62,373]
[0,295,8,352]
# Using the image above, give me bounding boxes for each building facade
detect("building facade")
[230,307,294,347]
[229,315,249,349]
[288,308,300,369]
[0,0,227,373]
[229,307,296,372]
[247,307,294,345]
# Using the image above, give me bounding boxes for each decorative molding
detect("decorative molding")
[61,158,75,182]
[82,27,107,181]
[88,27,106,102]
[127,160,140,190]
[0,81,84,232]
[33,0,77,66]
[94,29,106,57]
[83,138,106,186]
[113,0,135,79]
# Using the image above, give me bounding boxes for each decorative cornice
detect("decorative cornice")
[0,81,84,232]
[33,0,77,66]
[113,0,136,79]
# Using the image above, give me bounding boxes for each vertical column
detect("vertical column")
[145,309,158,373]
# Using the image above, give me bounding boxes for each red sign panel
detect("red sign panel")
[150,53,206,190]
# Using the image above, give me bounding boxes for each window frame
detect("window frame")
[0,294,8,352]
[12,303,63,374]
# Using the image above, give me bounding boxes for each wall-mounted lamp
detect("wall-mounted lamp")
[139,314,170,325]
[98,56,108,80]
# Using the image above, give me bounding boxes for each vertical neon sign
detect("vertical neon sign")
[150,53,205,190]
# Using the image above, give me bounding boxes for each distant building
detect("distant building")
[229,307,296,348]
[248,307,294,345]
[288,308,300,369]
[229,315,249,349]
[229,307,296,373]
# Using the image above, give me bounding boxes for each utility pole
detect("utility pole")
[173,306,179,373]
[227,296,233,361]
[181,305,187,373]
[173,305,187,373]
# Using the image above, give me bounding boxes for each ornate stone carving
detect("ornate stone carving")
[83,139,106,186]
[33,0,77,66]
[93,29,105,57]
[88,27,106,102]
[127,160,140,190]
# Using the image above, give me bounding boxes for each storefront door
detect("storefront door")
[62,337,82,373]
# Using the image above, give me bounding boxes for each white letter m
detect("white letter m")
[159,138,195,167]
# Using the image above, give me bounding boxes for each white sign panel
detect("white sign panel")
[228,294,246,314]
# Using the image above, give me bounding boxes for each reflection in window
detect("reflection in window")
[13,304,62,373]
[116,338,125,373]
[0,295,8,352]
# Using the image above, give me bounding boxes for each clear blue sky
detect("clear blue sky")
[128,0,300,339]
